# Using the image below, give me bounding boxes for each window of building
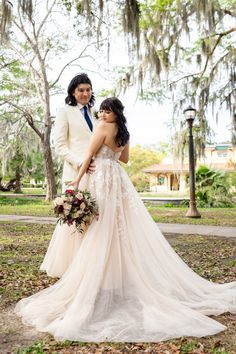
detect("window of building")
[158,175,165,185]
[217,151,227,158]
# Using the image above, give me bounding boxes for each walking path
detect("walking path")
[0,214,235,238]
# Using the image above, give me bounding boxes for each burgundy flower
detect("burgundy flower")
[73,197,83,205]
[58,205,64,213]
[67,217,74,225]
[65,189,74,194]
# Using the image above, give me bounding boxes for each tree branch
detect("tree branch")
[50,38,107,88]
[0,59,18,70]
[168,28,235,88]
[209,51,229,78]
[7,43,44,101]
[35,0,56,39]
[219,87,236,108]
[1,100,43,139]
[14,6,34,49]
[168,71,202,87]
[200,27,236,80]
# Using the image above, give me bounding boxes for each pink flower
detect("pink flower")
[80,202,86,210]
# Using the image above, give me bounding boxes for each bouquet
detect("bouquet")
[54,189,98,233]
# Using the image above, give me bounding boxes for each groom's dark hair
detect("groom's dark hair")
[65,73,95,107]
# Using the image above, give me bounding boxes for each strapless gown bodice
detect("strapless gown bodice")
[95,145,122,161]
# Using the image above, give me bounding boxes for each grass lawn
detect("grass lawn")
[0,196,54,217]
[1,196,236,227]
[0,188,46,195]
[0,221,235,353]
[140,191,188,198]
[21,188,46,195]
[1,190,187,197]
[146,204,236,227]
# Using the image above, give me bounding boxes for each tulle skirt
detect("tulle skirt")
[15,146,236,342]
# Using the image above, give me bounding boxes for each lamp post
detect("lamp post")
[184,106,201,218]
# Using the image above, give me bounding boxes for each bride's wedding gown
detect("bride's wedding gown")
[15,145,236,342]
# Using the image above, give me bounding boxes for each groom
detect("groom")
[55,73,97,191]
[40,73,97,277]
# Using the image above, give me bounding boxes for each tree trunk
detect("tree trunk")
[4,178,16,191]
[42,138,57,200]
[232,111,236,145]
[14,165,22,193]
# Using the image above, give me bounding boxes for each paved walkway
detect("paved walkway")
[0,214,235,238]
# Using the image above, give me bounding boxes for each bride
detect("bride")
[15,97,236,342]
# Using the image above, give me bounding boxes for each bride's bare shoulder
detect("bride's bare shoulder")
[96,120,115,131]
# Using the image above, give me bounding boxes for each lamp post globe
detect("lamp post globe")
[184,106,197,121]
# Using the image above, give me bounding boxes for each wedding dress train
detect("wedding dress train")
[15,145,236,342]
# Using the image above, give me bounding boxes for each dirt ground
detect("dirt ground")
[0,306,46,353]
[0,223,235,353]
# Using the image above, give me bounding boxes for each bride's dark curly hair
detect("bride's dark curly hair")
[100,97,130,147]
[65,73,95,107]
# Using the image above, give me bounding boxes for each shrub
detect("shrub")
[195,165,235,207]
[131,173,150,192]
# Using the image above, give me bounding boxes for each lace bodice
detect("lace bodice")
[95,145,122,161]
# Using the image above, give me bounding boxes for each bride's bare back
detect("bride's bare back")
[100,120,129,163]
[102,121,121,152]
[72,120,129,186]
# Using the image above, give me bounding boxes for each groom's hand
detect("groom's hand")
[86,158,96,174]
[77,159,96,174]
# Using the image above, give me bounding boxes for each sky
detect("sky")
[49,5,232,148]
[52,62,232,148]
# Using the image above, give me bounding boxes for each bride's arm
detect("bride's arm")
[74,123,107,185]
[119,142,129,164]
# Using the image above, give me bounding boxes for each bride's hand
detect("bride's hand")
[65,180,79,190]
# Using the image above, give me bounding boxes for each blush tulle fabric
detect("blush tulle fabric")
[15,145,236,342]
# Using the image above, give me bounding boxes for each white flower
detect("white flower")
[54,197,64,206]
[76,192,83,200]
[74,210,83,217]
[80,202,86,210]
[63,202,72,211]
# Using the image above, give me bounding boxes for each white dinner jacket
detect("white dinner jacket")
[54,104,98,188]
